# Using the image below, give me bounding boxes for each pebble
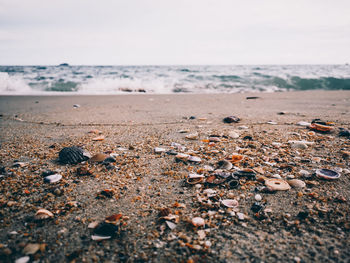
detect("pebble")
[255,194,262,201]
[286,174,295,179]
[221,199,239,208]
[290,141,308,150]
[297,121,311,126]
[223,116,240,123]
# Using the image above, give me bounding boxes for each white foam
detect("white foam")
[0,72,33,95]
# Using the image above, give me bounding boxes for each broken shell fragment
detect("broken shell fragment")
[309,123,333,133]
[165,221,177,230]
[187,173,205,184]
[234,169,256,180]
[186,132,199,140]
[91,235,111,241]
[89,153,109,163]
[315,169,340,180]
[223,116,240,123]
[92,135,105,141]
[23,243,40,255]
[188,156,202,163]
[230,154,244,163]
[59,146,91,164]
[191,217,205,227]
[288,179,306,188]
[35,209,54,220]
[154,147,166,153]
[216,160,232,170]
[265,178,291,191]
[93,222,119,238]
[221,199,239,208]
[44,173,62,183]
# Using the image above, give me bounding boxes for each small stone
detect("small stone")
[297,121,311,126]
[299,170,311,177]
[197,230,206,239]
[286,174,295,179]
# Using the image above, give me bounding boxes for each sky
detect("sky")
[0,0,349,65]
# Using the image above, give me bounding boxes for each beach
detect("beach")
[0,90,350,262]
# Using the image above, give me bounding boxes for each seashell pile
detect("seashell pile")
[59,146,91,164]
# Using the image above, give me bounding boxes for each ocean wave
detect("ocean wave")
[1,65,349,95]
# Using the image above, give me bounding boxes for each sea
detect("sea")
[0,64,349,95]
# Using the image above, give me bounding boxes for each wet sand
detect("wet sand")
[0,91,350,262]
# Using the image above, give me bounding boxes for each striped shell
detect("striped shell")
[59,146,91,164]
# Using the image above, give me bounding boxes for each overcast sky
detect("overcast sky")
[0,0,349,65]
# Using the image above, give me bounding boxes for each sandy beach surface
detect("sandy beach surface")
[0,91,350,262]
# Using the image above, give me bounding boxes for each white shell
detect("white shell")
[44,173,62,183]
[188,173,205,179]
[188,156,201,163]
[237,212,245,220]
[221,199,239,208]
[15,256,30,263]
[165,221,177,230]
[191,217,205,227]
[255,194,262,201]
[154,147,166,153]
[265,178,291,191]
[91,235,111,241]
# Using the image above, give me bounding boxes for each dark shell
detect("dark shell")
[223,116,240,123]
[94,222,119,237]
[59,146,90,164]
[234,169,256,180]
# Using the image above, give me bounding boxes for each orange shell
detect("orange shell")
[309,123,333,132]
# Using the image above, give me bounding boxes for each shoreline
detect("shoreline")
[0,90,349,262]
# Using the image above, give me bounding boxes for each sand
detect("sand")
[0,90,349,262]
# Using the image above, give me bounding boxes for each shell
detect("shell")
[92,135,105,141]
[89,153,109,163]
[35,209,54,220]
[265,178,291,191]
[223,116,240,123]
[191,217,205,227]
[93,222,119,237]
[221,199,239,208]
[288,179,306,188]
[15,256,30,263]
[234,169,256,180]
[310,123,333,132]
[228,131,239,138]
[209,137,221,142]
[186,132,199,140]
[216,160,232,170]
[44,173,62,183]
[59,146,91,164]
[188,156,201,163]
[154,147,166,153]
[316,169,340,180]
[23,243,40,255]
[186,173,205,184]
